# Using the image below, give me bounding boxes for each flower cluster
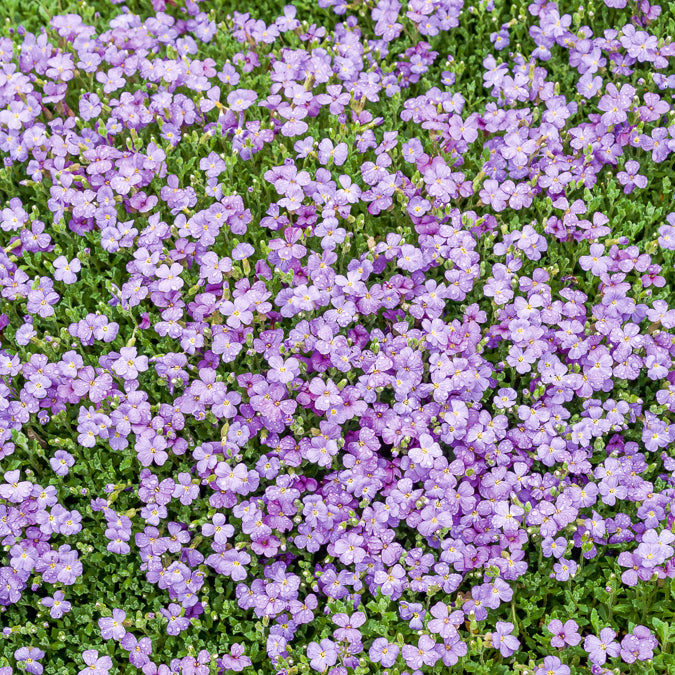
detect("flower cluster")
[0,0,674,673]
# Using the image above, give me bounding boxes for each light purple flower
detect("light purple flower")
[584,628,621,665]
[99,608,127,641]
[41,590,72,619]
[535,656,570,675]
[307,639,337,672]
[317,138,348,166]
[548,619,581,648]
[219,643,251,672]
[53,256,81,284]
[78,650,112,675]
[232,243,255,260]
[112,347,149,380]
[15,647,45,675]
[49,450,75,476]
[492,621,520,657]
[369,637,399,667]
[227,89,257,111]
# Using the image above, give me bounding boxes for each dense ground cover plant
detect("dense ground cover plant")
[0,0,675,672]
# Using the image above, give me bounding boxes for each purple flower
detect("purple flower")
[333,532,366,565]
[199,151,227,178]
[155,263,185,293]
[548,619,581,648]
[579,244,609,276]
[408,433,442,468]
[227,89,257,112]
[402,634,439,669]
[41,590,72,619]
[577,73,603,98]
[584,628,621,665]
[0,470,32,502]
[620,625,657,663]
[26,285,59,317]
[15,647,45,674]
[232,243,255,260]
[373,563,407,599]
[135,433,169,467]
[219,643,251,672]
[317,138,348,166]
[78,650,112,675]
[492,621,520,657]
[597,83,635,126]
[535,656,570,675]
[99,608,127,640]
[399,601,426,629]
[112,347,149,381]
[551,558,577,582]
[49,450,75,476]
[428,602,462,640]
[332,611,365,643]
[122,634,152,668]
[307,639,338,672]
[160,603,191,636]
[279,104,308,137]
[369,638,399,667]
[617,160,648,194]
[53,255,81,284]
[267,355,300,385]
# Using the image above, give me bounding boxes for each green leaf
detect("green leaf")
[590,607,601,634]
[652,617,671,646]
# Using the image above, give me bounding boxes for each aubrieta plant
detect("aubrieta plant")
[0,0,674,672]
